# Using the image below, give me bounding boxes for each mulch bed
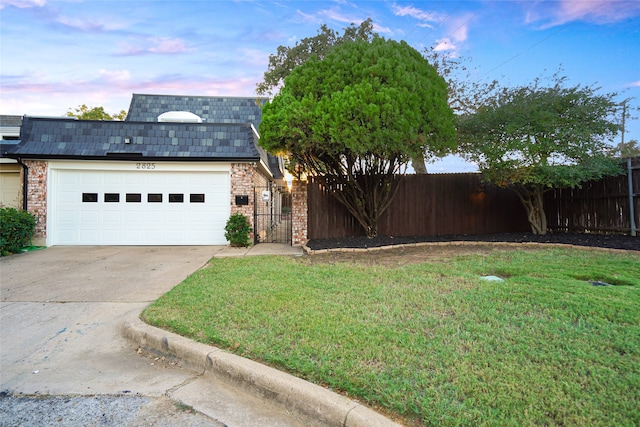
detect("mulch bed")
[306,232,640,252]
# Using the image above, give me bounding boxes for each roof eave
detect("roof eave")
[4,153,261,163]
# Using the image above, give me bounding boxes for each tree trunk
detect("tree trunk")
[514,185,547,235]
[324,173,401,238]
[412,153,428,174]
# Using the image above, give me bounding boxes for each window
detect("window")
[190,194,205,203]
[169,193,184,203]
[82,193,98,203]
[104,193,120,203]
[126,193,142,203]
[148,193,163,203]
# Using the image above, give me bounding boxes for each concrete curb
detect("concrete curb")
[122,315,401,427]
[302,240,639,255]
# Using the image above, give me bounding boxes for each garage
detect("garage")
[0,164,21,208]
[6,101,284,247]
[48,161,230,246]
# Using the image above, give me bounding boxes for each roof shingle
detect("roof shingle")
[7,117,264,161]
[126,94,268,126]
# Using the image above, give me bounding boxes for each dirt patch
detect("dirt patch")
[303,244,522,267]
[307,232,640,252]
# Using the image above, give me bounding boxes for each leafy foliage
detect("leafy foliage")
[423,45,500,115]
[0,207,36,255]
[615,140,640,158]
[66,104,126,121]
[458,75,623,234]
[256,19,376,97]
[224,213,252,247]
[260,38,456,237]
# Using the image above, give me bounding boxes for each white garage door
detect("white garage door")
[50,165,230,245]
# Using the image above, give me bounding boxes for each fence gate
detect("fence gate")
[254,185,292,244]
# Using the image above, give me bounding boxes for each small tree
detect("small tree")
[615,140,640,158]
[458,75,623,235]
[260,38,455,238]
[66,104,126,121]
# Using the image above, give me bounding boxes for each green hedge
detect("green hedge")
[0,207,36,256]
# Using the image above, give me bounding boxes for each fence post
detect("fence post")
[628,158,637,236]
[291,179,308,246]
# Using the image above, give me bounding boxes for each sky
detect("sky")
[1,0,639,172]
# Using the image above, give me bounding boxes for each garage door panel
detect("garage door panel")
[81,174,101,186]
[103,173,124,185]
[79,211,100,223]
[51,168,230,245]
[102,211,122,223]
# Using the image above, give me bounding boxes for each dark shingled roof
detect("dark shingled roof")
[6,117,267,162]
[126,94,268,126]
[0,115,23,127]
[1,115,22,158]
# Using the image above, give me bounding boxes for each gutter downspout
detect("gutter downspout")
[16,157,28,211]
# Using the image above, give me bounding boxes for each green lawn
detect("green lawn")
[143,247,640,426]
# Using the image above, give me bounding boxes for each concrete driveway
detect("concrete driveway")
[1,246,217,395]
[0,246,306,426]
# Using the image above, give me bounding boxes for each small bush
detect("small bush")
[0,207,36,256]
[224,213,252,247]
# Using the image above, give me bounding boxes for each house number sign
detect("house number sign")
[135,162,156,170]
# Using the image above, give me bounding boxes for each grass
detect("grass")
[142,247,640,426]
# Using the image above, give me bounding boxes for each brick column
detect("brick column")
[24,160,48,244]
[230,163,256,241]
[291,179,308,246]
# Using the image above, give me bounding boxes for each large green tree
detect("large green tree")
[423,46,500,116]
[457,76,622,235]
[256,19,376,97]
[260,38,456,237]
[66,104,126,120]
[257,19,432,173]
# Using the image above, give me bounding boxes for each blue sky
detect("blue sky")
[1,0,639,172]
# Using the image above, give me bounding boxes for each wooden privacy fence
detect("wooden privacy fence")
[308,174,530,239]
[545,157,640,235]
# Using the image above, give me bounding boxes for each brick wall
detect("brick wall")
[24,160,47,243]
[230,162,262,241]
[291,179,308,246]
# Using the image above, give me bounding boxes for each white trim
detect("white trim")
[47,160,232,173]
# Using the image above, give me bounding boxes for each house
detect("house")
[0,115,23,209]
[3,95,290,246]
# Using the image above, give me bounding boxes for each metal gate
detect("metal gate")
[254,184,292,244]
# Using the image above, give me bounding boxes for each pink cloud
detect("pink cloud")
[0,0,45,9]
[148,37,188,54]
[116,37,189,56]
[0,71,261,117]
[526,0,640,28]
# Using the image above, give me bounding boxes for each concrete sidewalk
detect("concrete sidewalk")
[213,243,305,258]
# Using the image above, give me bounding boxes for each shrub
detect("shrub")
[0,207,36,256]
[224,213,252,247]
